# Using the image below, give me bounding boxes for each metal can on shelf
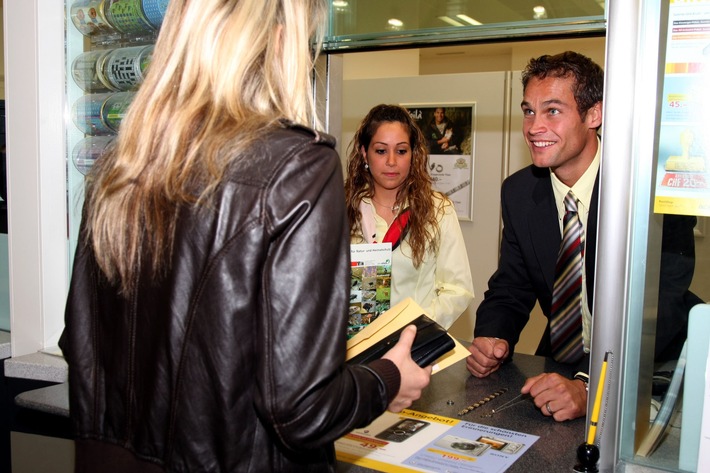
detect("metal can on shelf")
[104,0,155,36]
[101,91,137,132]
[71,93,115,136]
[101,45,154,91]
[72,136,115,175]
[71,49,114,93]
[69,0,113,37]
[140,0,170,30]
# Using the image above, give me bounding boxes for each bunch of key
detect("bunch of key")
[456,388,508,416]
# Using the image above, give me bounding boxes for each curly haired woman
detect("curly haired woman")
[345,104,474,330]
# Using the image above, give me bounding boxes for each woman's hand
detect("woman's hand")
[382,325,432,412]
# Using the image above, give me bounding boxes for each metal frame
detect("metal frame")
[323,17,606,51]
[595,0,667,470]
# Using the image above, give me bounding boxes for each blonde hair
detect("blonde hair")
[84,0,327,294]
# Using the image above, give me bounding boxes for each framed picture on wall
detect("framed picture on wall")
[403,103,476,221]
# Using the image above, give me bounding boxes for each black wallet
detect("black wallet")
[347,314,455,367]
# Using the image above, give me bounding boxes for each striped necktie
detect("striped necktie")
[550,191,585,363]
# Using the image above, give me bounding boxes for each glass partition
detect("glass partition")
[599,0,710,471]
[325,0,606,50]
[619,0,710,468]
[0,98,7,332]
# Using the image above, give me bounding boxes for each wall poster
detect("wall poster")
[404,104,475,221]
[653,0,710,216]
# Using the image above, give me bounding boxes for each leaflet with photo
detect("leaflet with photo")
[349,243,392,339]
[336,409,538,473]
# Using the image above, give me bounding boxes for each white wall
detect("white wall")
[4,0,68,355]
[343,49,420,80]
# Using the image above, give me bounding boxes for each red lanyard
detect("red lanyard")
[382,209,411,251]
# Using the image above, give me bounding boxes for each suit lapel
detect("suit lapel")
[585,173,600,309]
[530,171,560,293]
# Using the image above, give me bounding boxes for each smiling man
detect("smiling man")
[465,51,604,422]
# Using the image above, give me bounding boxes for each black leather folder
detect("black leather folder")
[347,314,455,367]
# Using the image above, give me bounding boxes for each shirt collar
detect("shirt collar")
[550,136,600,216]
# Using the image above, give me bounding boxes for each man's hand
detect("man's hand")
[466,337,509,378]
[382,325,432,413]
[521,373,587,421]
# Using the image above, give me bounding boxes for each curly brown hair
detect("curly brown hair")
[344,104,447,268]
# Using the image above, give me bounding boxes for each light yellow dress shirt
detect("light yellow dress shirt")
[356,194,474,329]
[549,137,601,354]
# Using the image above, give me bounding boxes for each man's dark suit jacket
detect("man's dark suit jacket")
[473,165,597,362]
[474,164,699,364]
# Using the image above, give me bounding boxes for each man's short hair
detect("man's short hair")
[522,51,604,117]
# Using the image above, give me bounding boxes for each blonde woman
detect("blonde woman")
[345,104,474,330]
[60,2,430,472]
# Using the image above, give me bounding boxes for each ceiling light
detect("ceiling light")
[387,18,404,30]
[456,14,482,26]
[533,6,548,20]
[438,16,465,27]
[332,1,348,12]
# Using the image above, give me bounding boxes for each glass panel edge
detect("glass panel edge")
[323,17,606,52]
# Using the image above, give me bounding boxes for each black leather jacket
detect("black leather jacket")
[60,123,400,472]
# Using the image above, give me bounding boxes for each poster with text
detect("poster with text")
[654,0,710,216]
[405,104,475,220]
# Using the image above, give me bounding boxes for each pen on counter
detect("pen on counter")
[587,351,609,445]
[574,350,611,473]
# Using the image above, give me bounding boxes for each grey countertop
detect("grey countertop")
[338,354,679,473]
[0,330,10,359]
[2,332,69,383]
[339,354,587,473]
[0,338,605,470]
[14,381,69,417]
[8,351,587,472]
[3,350,68,383]
[5,349,680,473]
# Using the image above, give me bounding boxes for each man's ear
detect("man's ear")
[586,101,603,129]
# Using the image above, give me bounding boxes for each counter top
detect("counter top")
[15,353,588,473]
[0,330,10,359]
[8,351,587,473]
[3,351,68,383]
[6,349,679,473]
[338,353,586,473]
[14,381,69,417]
